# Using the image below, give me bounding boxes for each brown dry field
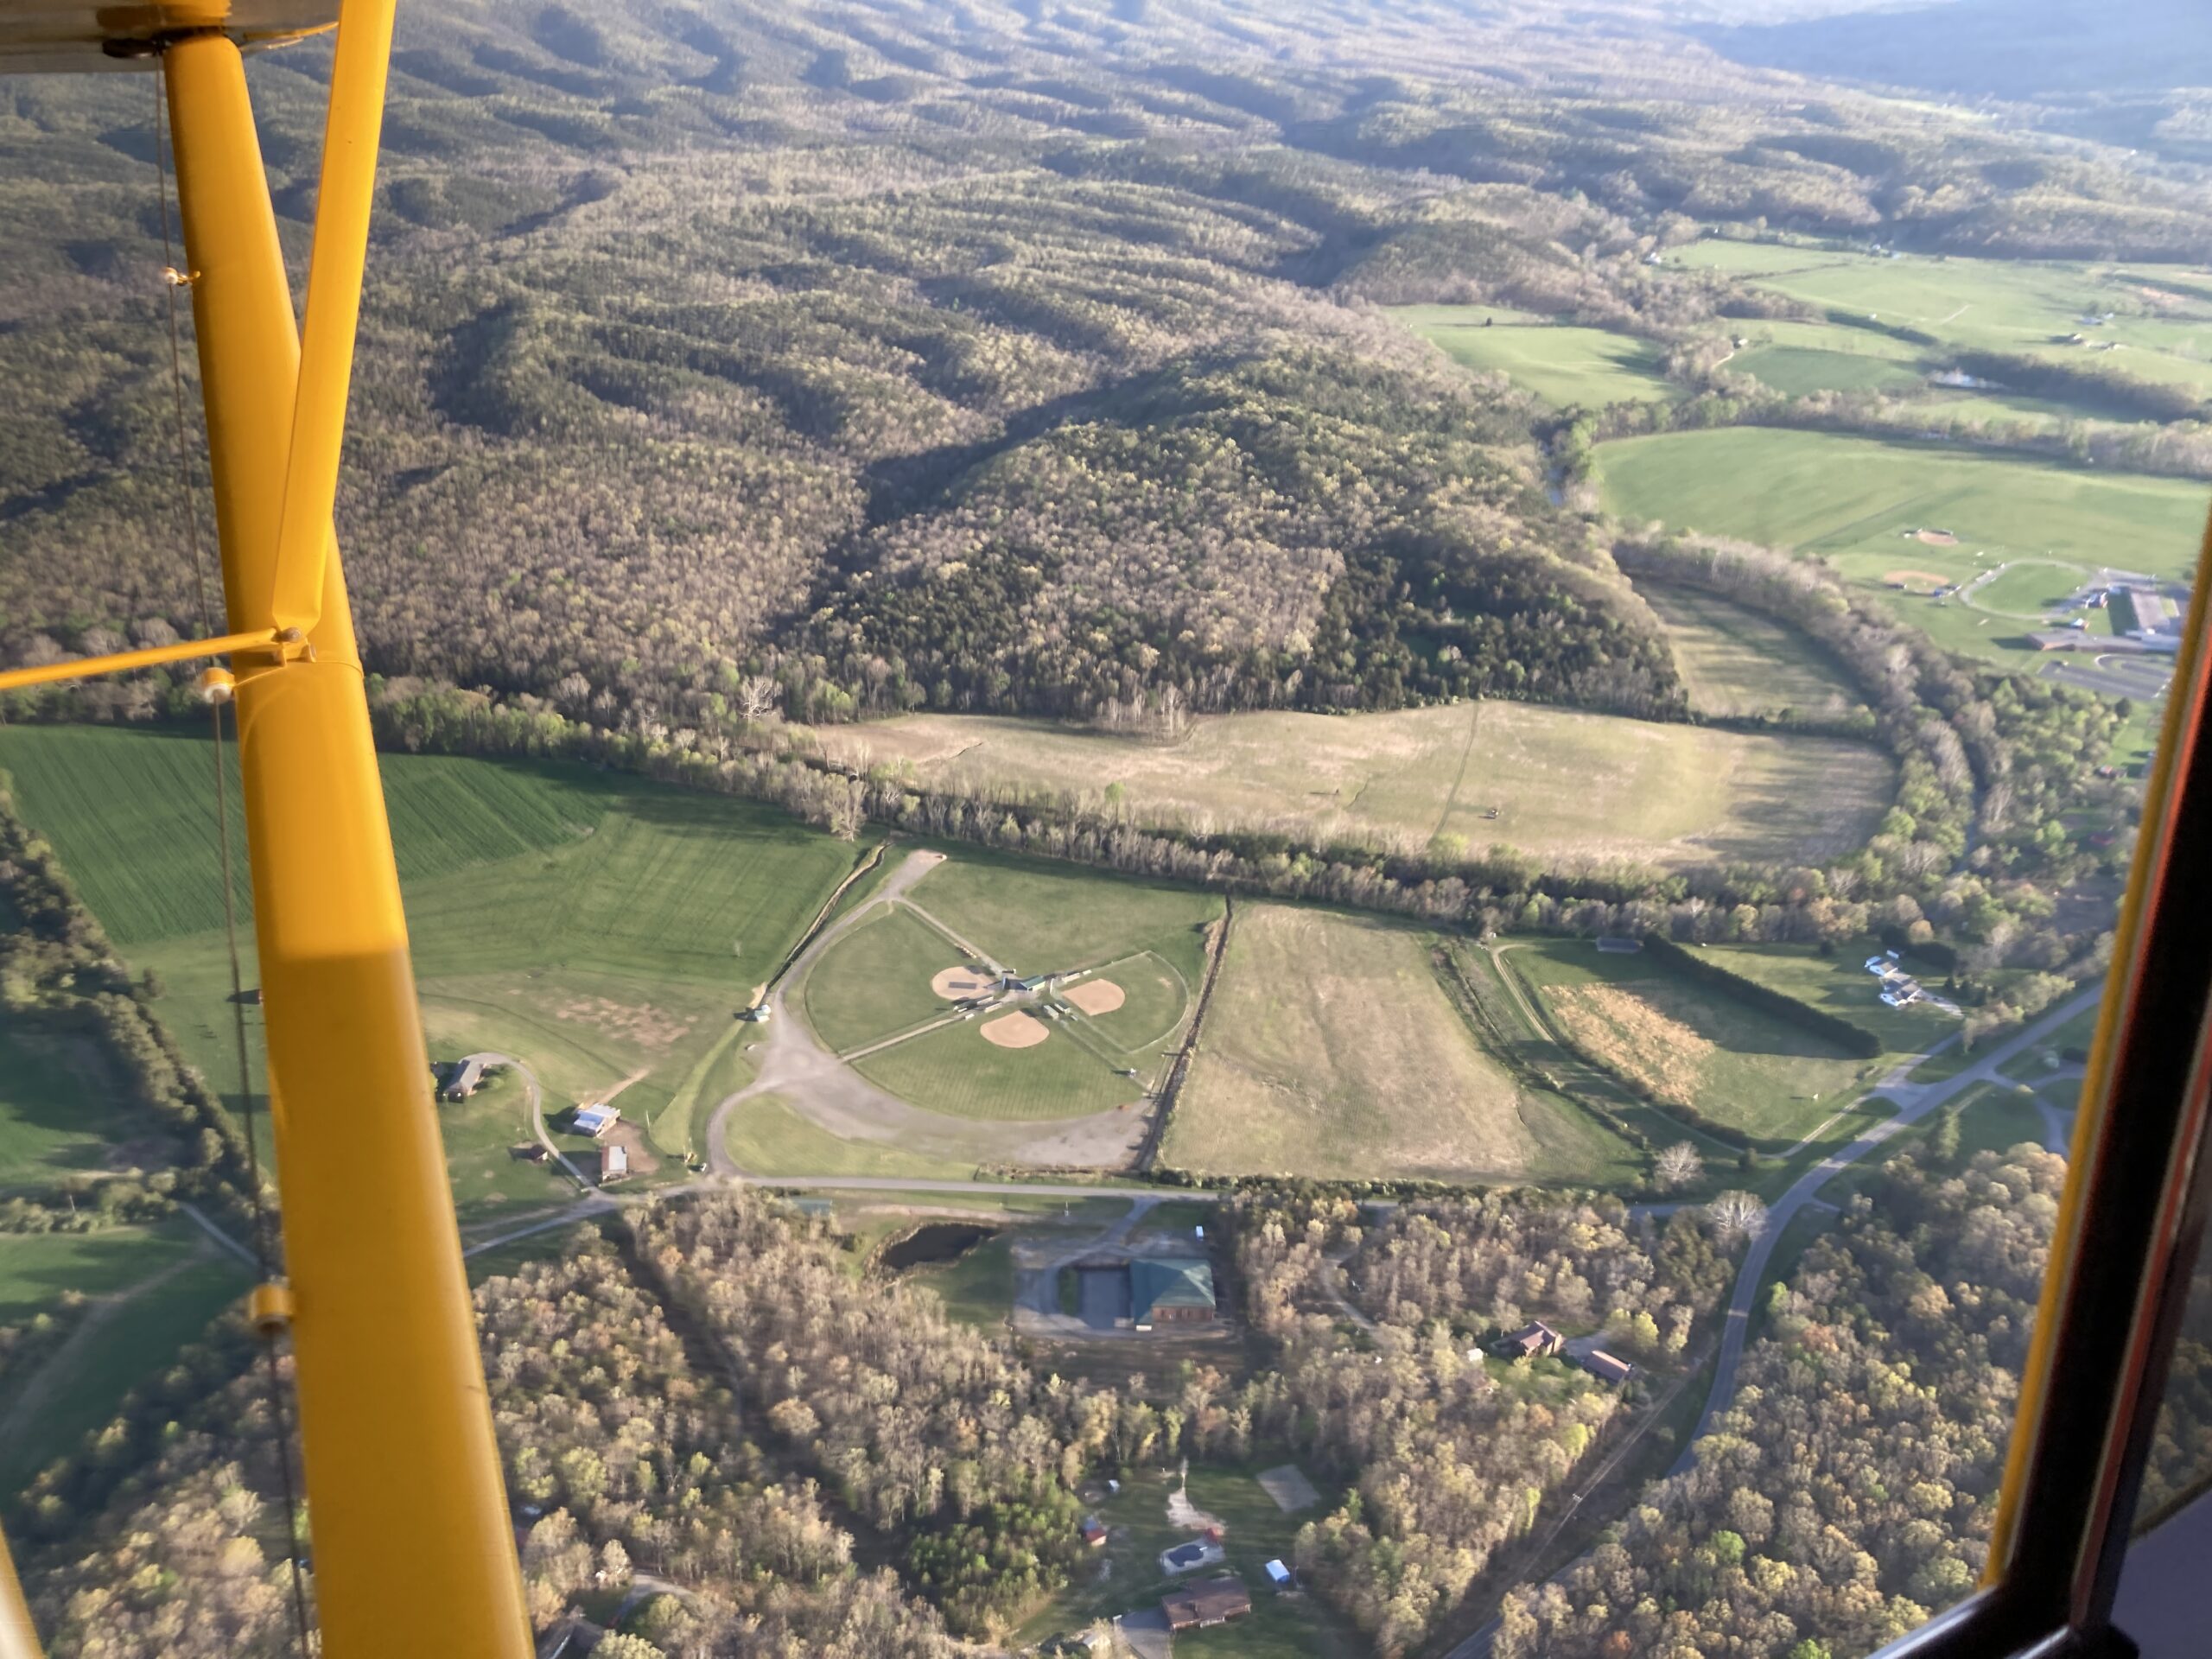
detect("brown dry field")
[819,702,1892,871]
[1165,904,1541,1182]
[1065,978,1126,1015]
[980,1010,1050,1049]
[555,995,695,1049]
[1548,982,1714,1108]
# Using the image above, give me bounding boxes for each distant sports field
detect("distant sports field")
[1391,304,1675,407]
[804,849,1217,1122]
[1637,582,1866,723]
[1597,428,2210,673]
[841,702,1894,871]
[0,725,863,1166]
[1165,905,1628,1183]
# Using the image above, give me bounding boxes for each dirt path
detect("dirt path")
[0,1243,213,1449]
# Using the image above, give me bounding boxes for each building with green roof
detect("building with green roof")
[1131,1257,1217,1327]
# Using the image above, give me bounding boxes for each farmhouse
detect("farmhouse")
[1131,1259,1217,1328]
[572,1103,620,1137]
[1161,1576,1252,1631]
[1496,1320,1565,1359]
[439,1057,485,1101]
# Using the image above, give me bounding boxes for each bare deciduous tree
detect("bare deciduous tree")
[1706,1190,1768,1242]
[1655,1141,1703,1190]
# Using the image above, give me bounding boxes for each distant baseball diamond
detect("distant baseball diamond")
[1131,1258,1216,1328]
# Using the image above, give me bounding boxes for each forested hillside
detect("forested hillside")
[5,0,2208,739]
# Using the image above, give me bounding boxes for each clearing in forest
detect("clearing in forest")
[1636,582,1866,723]
[1166,905,1606,1183]
[1510,938,1897,1148]
[840,702,1895,872]
[1390,304,1676,407]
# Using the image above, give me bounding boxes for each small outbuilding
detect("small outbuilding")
[1579,1349,1636,1386]
[572,1103,620,1137]
[600,1142,629,1185]
[1264,1559,1294,1589]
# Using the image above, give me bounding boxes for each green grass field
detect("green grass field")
[0,1223,200,1323]
[432,1067,578,1224]
[1509,939,1885,1148]
[1636,582,1866,722]
[1391,304,1675,407]
[906,855,1219,988]
[1596,427,2209,676]
[1693,941,1960,1062]
[804,903,972,1054]
[902,1233,1016,1331]
[721,1092,978,1180]
[1734,343,1926,397]
[0,726,866,1161]
[855,1016,1146,1121]
[850,702,1895,873]
[1673,240,2212,397]
[0,1018,147,1194]
[1167,905,1633,1184]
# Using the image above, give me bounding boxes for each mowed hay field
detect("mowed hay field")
[1671,241,2212,397]
[1391,304,1675,407]
[820,851,1217,1122]
[0,726,865,1166]
[1596,429,2211,672]
[1165,904,1625,1183]
[1637,582,1867,722]
[1508,940,1882,1148]
[842,703,1894,871]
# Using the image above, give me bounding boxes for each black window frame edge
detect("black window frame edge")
[1875,518,2212,1659]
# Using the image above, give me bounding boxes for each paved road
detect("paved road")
[1441,983,2106,1659]
[1668,984,2104,1473]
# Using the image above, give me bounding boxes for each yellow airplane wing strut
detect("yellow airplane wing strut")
[0,8,531,1657]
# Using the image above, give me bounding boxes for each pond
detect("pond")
[879,1220,998,1271]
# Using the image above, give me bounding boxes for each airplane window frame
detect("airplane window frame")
[1875,520,2212,1659]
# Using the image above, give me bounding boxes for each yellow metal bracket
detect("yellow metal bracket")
[0,626,283,696]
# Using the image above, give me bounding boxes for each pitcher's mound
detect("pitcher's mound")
[933,965,998,1000]
[1065,978,1126,1015]
[981,1011,1050,1049]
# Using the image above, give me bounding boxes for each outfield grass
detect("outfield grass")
[1595,428,2210,675]
[907,853,1220,987]
[854,1017,1145,1121]
[0,1017,146,1194]
[1636,582,1866,722]
[1392,304,1675,407]
[0,726,865,1162]
[1510,939,1884,1148]
[849,702,1895,872]
[1167,905,1625,1183]
[804,903,973,1053]
[721,1092,979,1180]
[1073,951,1192,1053]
